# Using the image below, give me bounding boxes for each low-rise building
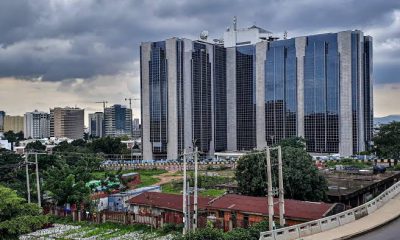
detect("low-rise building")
[126,193,341,231]
[127,192,212,228]
[207,194,340,231]
[108,186,161,212]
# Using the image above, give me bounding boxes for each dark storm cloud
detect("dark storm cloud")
[0,0,399,83]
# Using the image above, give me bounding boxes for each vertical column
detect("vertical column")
[338,31,353,157]
[357,31,366,152]
[166,38,178,160]
[295,37,306,138]
[140,43,153,160]
[226,47,237,150]
[256,42,268,149]
[207,44,215,156]
[183,39,193,151]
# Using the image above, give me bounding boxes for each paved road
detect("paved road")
[351,217,400,240]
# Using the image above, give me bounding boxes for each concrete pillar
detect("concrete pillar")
[338,31,354,157]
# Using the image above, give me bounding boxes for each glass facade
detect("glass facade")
[265,39,297,146]
[142,30,373,158]
[192,42,212,153]
[213,45,227,152]
[149,41,168,155]
[236,45,256,150]
[363,36,373,150]
[304,33,340,153]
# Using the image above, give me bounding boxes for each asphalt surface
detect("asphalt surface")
[351,217,400,240]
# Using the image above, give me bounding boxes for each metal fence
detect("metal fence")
[259,179,400,240]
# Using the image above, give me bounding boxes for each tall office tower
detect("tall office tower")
[104,104,132,137]
[132,118,140,130]
[141,20,373,159]
[24,110,50,139]
[141,38,227,160]
[50,107,84,139]
[363,36,374,151]
[0,111,5,132]
[88,112,104,138]
[4,115,24,133]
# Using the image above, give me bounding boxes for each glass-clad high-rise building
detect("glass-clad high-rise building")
[141,24,373,160]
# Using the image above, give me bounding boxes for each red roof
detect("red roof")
[127,192,213,212]
[208,194,335,221]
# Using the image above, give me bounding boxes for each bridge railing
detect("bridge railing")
[259,179,400,240]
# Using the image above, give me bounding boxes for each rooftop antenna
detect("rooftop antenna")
[284,31,288,40]
[233,16,237,31]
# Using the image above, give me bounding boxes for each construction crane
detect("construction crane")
[125,98,140,138]
[95,101,108,111]
[124,98,139,110]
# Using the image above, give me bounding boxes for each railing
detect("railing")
[100,161,237,169]
[259,180,400,240]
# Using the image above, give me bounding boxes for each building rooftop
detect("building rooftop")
[208,194,335,220]
[127,192,212,212]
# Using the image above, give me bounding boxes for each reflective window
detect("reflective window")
[265,39,297,145]
[236,45,256,150]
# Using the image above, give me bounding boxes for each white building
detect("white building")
[24,110,50,139]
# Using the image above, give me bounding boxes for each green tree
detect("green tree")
[0,185,49,238]
[374,121,400,159]
[88,137,126,154]
[25,141,46,152]
[235,137,327,201]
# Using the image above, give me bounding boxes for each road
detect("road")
[352,217,400,240]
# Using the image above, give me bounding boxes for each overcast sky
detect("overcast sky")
[0,0,400,125]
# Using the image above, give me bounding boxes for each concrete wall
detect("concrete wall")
[166,38,178,160]
[255,41,268,149]
[338,31,353,157]
[183,39,193,151]
[140,43,153,160]
[226,47,237,150]
[295,37,306,138]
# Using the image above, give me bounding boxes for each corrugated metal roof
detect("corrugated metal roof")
[127,192,212,212]
[208,194,335,220]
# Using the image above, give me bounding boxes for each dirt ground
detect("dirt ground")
[154,171,182,186]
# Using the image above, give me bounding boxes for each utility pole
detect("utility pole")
[25,152,47,207]
[25,153,31,203]
[265,147,274,231]
[35,153,41,207]
[193,147,198,231]
[278,146,285,227]
[182,148,188,235]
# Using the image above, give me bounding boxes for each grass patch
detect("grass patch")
[161,181,182,195]
[325,159,372,169]
[90,168,167,188]
[199,189,226,197]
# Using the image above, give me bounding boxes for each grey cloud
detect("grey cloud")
[0,0,399,84]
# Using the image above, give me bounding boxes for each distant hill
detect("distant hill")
[374,115,400,125]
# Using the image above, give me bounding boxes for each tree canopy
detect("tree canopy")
[235,137,327,201]
[25,141,46,152]
[374,121,400,159]
[0,185,48,238]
